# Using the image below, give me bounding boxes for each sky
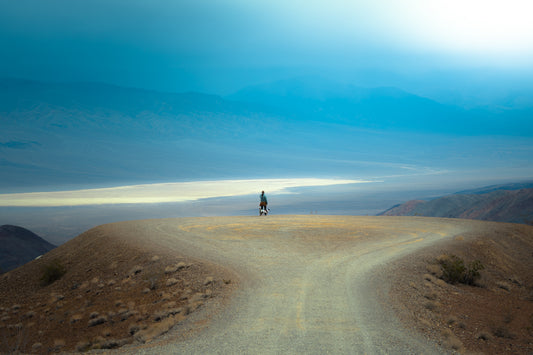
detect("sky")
[1,0,533,101]
[1,1,533,242]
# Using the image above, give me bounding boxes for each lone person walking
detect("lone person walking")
[259,191,268,215]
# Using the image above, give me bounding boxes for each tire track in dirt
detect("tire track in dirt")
[115,216,470,354]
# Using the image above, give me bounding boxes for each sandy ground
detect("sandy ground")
[1,216,532,354]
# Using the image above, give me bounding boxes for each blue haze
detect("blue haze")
[1,1,533,243]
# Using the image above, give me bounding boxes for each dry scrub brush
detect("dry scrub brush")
[435,254,484,286]
[40,259,67,286]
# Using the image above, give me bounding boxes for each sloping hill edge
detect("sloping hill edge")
[382,220,533,353]
[0,222,237,353]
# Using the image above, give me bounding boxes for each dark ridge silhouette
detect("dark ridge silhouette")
[0,225,56,272]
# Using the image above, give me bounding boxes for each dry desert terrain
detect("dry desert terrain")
[1,216,532,354]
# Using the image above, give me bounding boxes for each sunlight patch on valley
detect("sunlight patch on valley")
[0,178,370,207]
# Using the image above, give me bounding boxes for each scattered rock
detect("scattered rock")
[88,315,108,327]
[91,277,100,284]
[100,338,129,349]
[424,300,439,312]
[129,324,140,335]
[130,266,143,276]
[165,301,177,309]
[89,312,99,319]
[476,331,492,341]
[496,281,511,291]
[164,262,187,274]
[76,341,91,352]
[166,278,179,287]
[71,314,83,324]
[53,339,66,351]
[119,310,137,322]
[134,317,177,343]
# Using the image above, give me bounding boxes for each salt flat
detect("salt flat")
[0,178,367,207]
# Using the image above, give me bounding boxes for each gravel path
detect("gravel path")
[111,215,471,354]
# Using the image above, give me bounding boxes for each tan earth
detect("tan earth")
[0,216,532,354]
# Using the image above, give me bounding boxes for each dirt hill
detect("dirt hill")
[0,216,532,354]
[0,222,236,353]
[379,188,533,225]
[385,220,533,354]
[0,225,56,272]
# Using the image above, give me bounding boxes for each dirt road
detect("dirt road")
[113,215,470,354]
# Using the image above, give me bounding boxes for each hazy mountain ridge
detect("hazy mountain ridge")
[0,225,56,272]
[455,181,533,195]
[2,77,532,193]
[227,77,532,135]
[1,78,287,191]
[379,185,533,224]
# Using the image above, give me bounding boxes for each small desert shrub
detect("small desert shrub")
[437,254,484,285]
[40,259,66,286]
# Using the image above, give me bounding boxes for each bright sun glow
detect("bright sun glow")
[399,0,533,56]
[374,0,533,61]
[286,0,533,64]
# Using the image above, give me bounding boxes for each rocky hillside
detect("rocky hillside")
[0,220,234,353]
[0,225,56,272]
[379,187,533,225]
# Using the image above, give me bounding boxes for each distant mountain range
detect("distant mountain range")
[0,225,56,272]
[378,182,533,225]
[227,77,533,135]
[1,77,532,193]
